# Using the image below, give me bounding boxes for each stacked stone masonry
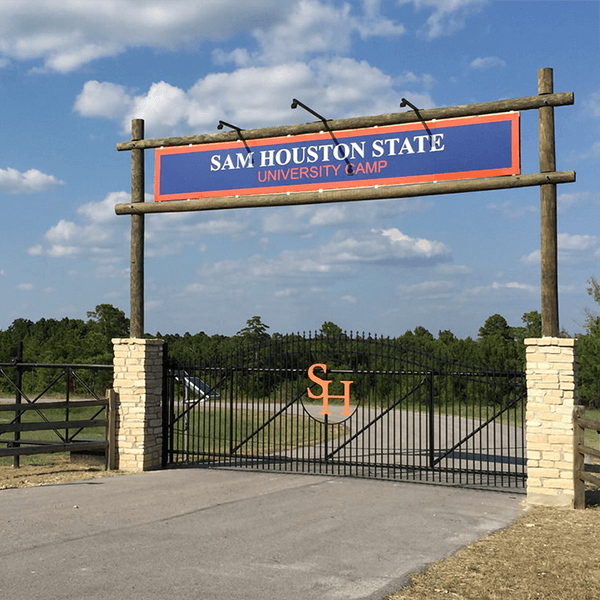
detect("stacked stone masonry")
[112,338,164,472]
[525,337,578,507]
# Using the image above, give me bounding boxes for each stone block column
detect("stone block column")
[525,337,578,507]
[112,338,164,471]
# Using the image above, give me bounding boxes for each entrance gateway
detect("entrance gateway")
[116,69,574,489]
[164,333,526,489]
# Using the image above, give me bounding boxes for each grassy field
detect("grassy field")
[0,404,107,466]
[583,408,600,448]
[170,404,346,456]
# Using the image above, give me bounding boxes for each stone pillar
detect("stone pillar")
[525,337,578,507]
[112,338,164,472]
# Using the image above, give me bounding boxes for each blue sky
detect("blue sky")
[0,0,598,339]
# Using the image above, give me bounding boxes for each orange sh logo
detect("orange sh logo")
[307,363,353,416]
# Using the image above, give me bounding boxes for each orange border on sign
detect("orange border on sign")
[154,112,520,202]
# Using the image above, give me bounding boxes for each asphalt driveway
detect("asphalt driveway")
[0,468,524,600]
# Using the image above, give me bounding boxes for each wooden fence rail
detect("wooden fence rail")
[574,406,600,508]
[0,391,116,469]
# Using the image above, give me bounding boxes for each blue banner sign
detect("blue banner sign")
[154,113,520,202]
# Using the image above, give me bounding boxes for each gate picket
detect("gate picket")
[164,333,526,490]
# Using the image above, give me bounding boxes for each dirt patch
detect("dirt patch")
[0,455,124,490]
[386,503,600,600]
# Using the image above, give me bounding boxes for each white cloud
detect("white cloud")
[33,190,253,264]
[521,233,600,266]
[129,81,193,132]
[274,288,296,298]
[492,281,537,292]
[37,193,129,260]
[0,0,290,73]
[263,205,358,235]
[211,48,251,68]
[94,265,129,280]
[398,0,488,39]
[0,0,408,74]
[469,56,506,70]
[435,263,472,275]
[73,81,133,118]
[396,280,455,297]
[467,281,537,296]
[380,228,450,260]
[259,200,432,237]
[77,191,130,223]
[17,283,33,291]
[521,249,540,266]
[145,212,251,257]
[0,167,64,194]
[559,232,598,252]
[585,89,600,119]
[253,1,355,61]
[488,200,537,219]
[252,0,405,65]
[187,227,451,296]
[557,191,590,213]
[76,55,432,137]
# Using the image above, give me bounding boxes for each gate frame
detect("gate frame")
[162,334,527,489]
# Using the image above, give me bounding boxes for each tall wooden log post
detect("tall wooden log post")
[130,119,145,338]
[538,68,559,337]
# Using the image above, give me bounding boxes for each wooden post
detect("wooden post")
[107,388,117,470]
[13,340,23,469]
[130,119,145,338]
[573,406,586,509]
[538,68,559,337]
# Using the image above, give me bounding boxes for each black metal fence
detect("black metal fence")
[0,348,113,468]
[164,333,526,489]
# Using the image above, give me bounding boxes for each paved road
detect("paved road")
[0,468,523,600]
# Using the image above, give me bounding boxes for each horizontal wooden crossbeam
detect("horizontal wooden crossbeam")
[115,170,575,215]
[116,91,574,152]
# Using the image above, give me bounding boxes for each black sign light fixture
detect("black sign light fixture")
[400,98,433,144]
[291,98,354,175]
[217,120,253,160]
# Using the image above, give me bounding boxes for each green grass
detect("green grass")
[170,406,345,456]
[0,405,107,465]
[299,396,526,427]
[583,408,600,449]
[431,401,525,428]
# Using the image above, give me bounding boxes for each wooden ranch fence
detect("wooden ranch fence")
[0,360,115,469]
[573,406,600,509]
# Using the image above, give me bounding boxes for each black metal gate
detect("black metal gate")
[164,333,526,489]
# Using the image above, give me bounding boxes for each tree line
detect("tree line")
[159,312,539,372]
[0,299,599,403]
